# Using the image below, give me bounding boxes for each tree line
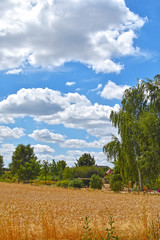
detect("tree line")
[0,147,105,185]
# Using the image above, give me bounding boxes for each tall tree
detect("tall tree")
[41,160,50,184]
[0,155,4,176]
[104,76,160,190]
[76,153,95,167]
[18,158,41,183]
[10,144,37,176]
[56,160,67,179]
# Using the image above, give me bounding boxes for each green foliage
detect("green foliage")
[56,160,67,180]
[90,174,103,190]
[68,179,83,188]
[18,158,41,182]
[104,215,119,240]
[81,215,119,240]
[76,153,95,167]
[41,160,50,183]
[63,166,105,179]
[50,159,57,177]
[62,167,74,180]
[81,216,94,240]
[103,76,160,190]
[110,173,124,192]
[0,155,4,176]
[10,144,37,176]
[110,181,124,192]
[56,179,83,188]
[111,173,123,183]
[147,213,160,240]
[56,180,70,188]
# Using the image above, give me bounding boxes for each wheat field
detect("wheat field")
[0,182,160,240]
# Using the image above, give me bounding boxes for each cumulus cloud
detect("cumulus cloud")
[0,87,119,138]
[33,144,55,162]
[0,143,15,166]
[29,129,65,143]
[32,144,55,154]
[101,80,130,99]
[55,150,113,167]
[61,136,113,149]
[0,0,146,73]
[0,88,67,117]
[0,88,90,118]
[66,81,76,86]
[0,126,25,141]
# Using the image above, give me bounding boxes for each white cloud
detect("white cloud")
[0,88,67,117]
[29,129,65,143]
[0,87,119,138]
[101,80,130,99]
[5,68,22,75]
[0,126,25,141]
[0,0,146,73]
[61,136,113,149]
[66,81,76,86]
[0,143,15,167]
[55,150,113,167]
[32,144,55,154]
[36,154,54,162]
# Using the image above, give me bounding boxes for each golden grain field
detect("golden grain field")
[0,182,160,240]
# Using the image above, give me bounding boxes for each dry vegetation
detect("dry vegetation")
[0,182,160,240]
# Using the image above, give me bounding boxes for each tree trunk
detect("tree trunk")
[138,168,143,191]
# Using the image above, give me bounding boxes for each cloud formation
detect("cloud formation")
[0,0,146,73]
[29,129,65,143]
[32,144,55,154]
[0,143,15,166]
[61,136,114,149]
[0,88,119,138]
[101,80,130,99]
[55,150,112,167]
[0,126,25,141]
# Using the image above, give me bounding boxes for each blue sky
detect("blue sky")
[0,0,160,167]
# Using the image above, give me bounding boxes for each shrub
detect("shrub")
[56,180,70,188]
[68,179,83,188]
[111,173,122,182]
[90,174,103,190]
[110,181,124,192]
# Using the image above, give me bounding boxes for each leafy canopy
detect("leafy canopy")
[76,153,95,167]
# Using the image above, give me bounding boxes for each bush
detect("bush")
[64,166,105,179]
[68,179,83,188]
[110,181,124,192]
[56,180,70,188]
[90,174,103,190]
[111,173,122,182]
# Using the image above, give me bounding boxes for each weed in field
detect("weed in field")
[147,213,160,240]
[81,215,119,240]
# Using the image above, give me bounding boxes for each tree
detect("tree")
[18,158,41,183]
[50,159,58,177]
[41,160,50,183]
[56,160,67,180]
[0,155,4,176]
[103,76,160,190]
[76,153,95,167]
[10,144,37,178]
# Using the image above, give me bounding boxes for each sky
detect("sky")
[0,0,160,167]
